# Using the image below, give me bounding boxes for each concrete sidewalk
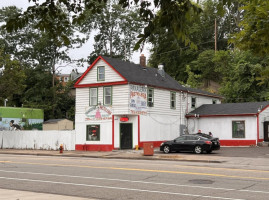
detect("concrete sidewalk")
[0,147,269,167]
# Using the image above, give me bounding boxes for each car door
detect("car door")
[182,135,197,151]
[173,136,188,151]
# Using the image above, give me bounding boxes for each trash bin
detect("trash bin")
[143,143,154,156]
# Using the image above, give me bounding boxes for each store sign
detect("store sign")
[129,84,147,115]
[85,105,112,121]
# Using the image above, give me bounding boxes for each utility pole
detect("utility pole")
[215,18,217,53]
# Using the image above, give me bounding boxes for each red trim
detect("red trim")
[138,115,141,147]
[259,104,269,113]
[187,91,223,99]
[101,57,127,81]
[219,140,256,146]
[75,56,127,87]
[112,115,115,149]
[186,113,257,118]
[75,81,128,88]
[76,144,113,151]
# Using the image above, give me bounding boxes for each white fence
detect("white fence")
[0,130,76,150]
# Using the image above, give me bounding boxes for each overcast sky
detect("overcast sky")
[0,0,150,74]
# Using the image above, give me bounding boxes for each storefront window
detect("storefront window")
[86,125,100,141]
[232,121,245,138]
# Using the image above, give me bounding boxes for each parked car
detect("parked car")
[160,134,220,154]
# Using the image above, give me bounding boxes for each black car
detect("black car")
[160,134,220,154]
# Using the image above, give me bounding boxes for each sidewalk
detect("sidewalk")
[0,147,269,166]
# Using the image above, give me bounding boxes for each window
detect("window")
[64,77,69,82]
[147,88,154,107]
[170,92,176,109]
[97,66,105,81]
[104,87,112,105]
[89,88,98,106]
[191,97,196,108]
[86,125,100,141]
[232,121,245,138]
[212,99,217,104]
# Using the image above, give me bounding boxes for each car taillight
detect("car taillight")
[205,141,212,144]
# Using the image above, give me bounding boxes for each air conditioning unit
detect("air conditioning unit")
[148,102,154,107]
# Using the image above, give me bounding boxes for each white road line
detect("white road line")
[0,176,245,200]
[0,169,267,195]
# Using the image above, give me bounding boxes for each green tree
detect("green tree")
[148,0,241,82]
[81,1,144,63]
[0,50,26,106]
[232,0,269,56]
[4,0,203,51]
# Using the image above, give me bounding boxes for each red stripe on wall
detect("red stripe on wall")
[76,144,114,151]
[219,140,256,146]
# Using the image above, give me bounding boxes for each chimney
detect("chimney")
[158,64,165,77]
[140,54,146,67]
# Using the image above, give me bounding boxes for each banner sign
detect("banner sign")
[85,105,112,121]
[129,84,147,115]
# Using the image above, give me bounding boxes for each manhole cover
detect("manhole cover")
[189,179,214,184]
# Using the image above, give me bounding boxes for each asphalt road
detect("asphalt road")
[161,146,269,158]
[0,153,269,200]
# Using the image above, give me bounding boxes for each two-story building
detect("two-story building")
[74,55,222,151]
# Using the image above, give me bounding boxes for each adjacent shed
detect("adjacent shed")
[43,119,73,130]
[186,102,269,146]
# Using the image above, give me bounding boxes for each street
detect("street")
[0,153,269,200]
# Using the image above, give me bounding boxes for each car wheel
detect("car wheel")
[194,145,202,154]
[206,150,212,154]
[163,145,170,154]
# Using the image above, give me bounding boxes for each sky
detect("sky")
[0,0,150,74]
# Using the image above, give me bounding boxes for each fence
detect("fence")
[0,130,76,150]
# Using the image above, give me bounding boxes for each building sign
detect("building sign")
[129,84,147,115]
[85,105,112,121]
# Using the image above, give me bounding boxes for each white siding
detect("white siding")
[259,106,269,140]
[79,60,124,85]
[187,116,257,140]
[187,93,221,113]
[140,114,180,141]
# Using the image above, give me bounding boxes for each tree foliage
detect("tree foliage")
[4,0,204,51]
[231,0,269,56]
[81,1,144,63]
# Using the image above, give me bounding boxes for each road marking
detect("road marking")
[1,154,269,174]
[0,161,11,163]
[0,176,245,200]
[0,169,268,195]
[1,160,269,181]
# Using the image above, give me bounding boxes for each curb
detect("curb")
[0,151,224,163]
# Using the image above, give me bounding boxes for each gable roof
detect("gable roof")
[75,56,222,98]
[186,101,269,117]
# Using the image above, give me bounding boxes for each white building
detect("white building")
[74,55,221,151]
[186,102,269,146]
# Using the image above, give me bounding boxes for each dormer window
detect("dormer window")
[97,66,105,81]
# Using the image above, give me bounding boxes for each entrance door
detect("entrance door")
[264,122,269,142]
[120,123,132,149]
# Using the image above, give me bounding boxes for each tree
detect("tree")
[0,50,26,106]
[81,1,144,63]
[231,0,269,56]
[4,0,203,51]
[148,0,241,82]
